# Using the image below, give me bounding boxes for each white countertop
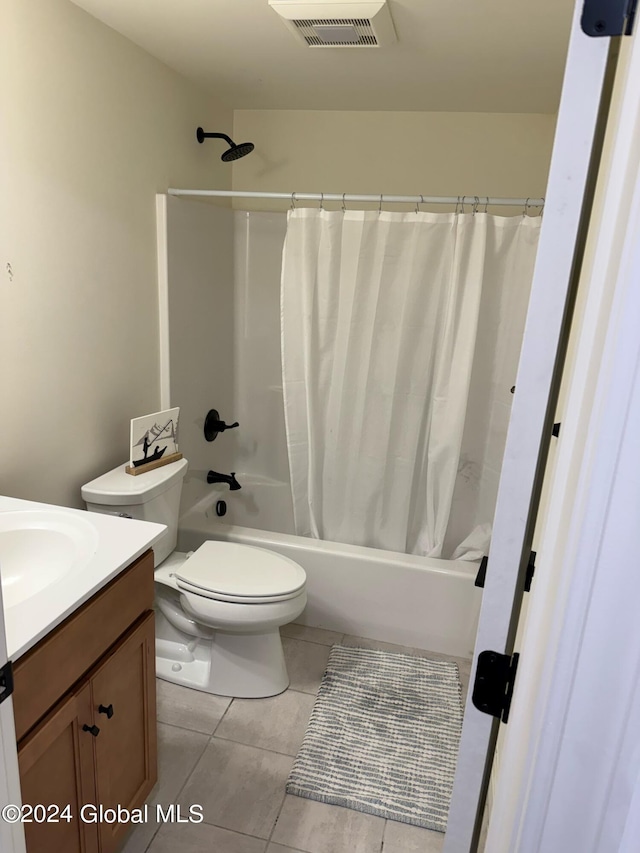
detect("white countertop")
[0,496,165,660]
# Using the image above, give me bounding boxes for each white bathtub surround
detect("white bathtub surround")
[160,204,533,562]
[206,473,294,534]
[159,199,236,514]
[280,208,540,558]
[179,502,482,659]
[233,211,292,490]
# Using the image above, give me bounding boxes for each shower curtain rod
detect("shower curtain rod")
[167,189,545,209]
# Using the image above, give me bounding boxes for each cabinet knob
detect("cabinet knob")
[98,703,114,719]
[82,724,100,737]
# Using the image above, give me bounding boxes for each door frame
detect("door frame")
[443,0,618,849]
[486,20,640,852]
[0,576,26,853]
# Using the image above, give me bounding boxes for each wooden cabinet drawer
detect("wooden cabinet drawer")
[13,550,154,741]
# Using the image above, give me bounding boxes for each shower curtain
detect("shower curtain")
[281,208,540,557]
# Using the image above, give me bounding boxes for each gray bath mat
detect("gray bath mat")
[286,644,463,831]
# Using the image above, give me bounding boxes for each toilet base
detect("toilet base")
[155,630,290,698]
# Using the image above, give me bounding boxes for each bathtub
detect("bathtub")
[179,482,482,659]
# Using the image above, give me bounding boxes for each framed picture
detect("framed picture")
[129,407,180,470]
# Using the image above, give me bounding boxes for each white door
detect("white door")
[486,16,640,851]
[0,577,26,853]
[443,1,623,849]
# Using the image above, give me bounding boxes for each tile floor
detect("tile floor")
[121,625,472,853]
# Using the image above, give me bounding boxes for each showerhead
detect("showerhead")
[221,141,255,162]
[196,127,255,162]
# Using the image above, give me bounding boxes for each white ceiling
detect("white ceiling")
[71,0,575,113]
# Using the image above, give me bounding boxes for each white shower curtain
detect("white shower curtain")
[281,208,540,557]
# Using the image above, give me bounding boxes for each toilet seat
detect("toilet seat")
[173,540,306,605]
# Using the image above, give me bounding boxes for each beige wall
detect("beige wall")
[0,0,231,507]
[232,110,557,211]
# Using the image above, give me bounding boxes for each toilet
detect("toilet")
[81,458,307,698]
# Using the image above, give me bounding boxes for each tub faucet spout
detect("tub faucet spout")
[207,470,241,490]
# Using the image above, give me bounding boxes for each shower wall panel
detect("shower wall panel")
[233,211,290,488]
[166,197,236,513]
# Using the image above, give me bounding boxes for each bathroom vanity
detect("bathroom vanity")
[0,497,165,853]
[14,551,155,853]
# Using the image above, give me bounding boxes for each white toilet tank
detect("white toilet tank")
[81,458,188,566]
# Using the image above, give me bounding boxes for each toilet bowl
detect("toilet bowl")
[81,459,307,698]
[153,543,306,697]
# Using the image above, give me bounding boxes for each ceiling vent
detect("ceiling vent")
[269,1,397,47]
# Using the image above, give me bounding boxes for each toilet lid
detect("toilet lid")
[173,541,306,601]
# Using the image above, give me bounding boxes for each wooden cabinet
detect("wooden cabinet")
[14,551,157,853]
[18,685,98,853]
[91,615,156,853]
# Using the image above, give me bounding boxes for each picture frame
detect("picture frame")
[126,407,181,475]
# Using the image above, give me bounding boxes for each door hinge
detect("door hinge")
[581,0,637,36]
[472,651,519,724]
[524,550,536,592]
[474,555,488,588]
[475,552,535,592]
[0,661,14,705]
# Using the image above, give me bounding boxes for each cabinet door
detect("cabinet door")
[18,684,99,853]
[90,612,157,853]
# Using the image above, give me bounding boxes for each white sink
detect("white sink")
[0,510,99,609]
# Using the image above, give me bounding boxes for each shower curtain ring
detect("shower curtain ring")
[415,194,424,214]
[291,192,296,210]
[342,193,347,212]
[320,192,324,210]
[378,194,383,214]
[473,196,480,215]
[523,197,531,217]
[483,197,489,213]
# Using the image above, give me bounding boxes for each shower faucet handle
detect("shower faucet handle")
[204,409,239,442]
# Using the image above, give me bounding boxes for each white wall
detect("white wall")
[233,211,290,485]
[163,203,291,518]
[232,110,556,211]
[0,0,231,508]
[164,198,235,513]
